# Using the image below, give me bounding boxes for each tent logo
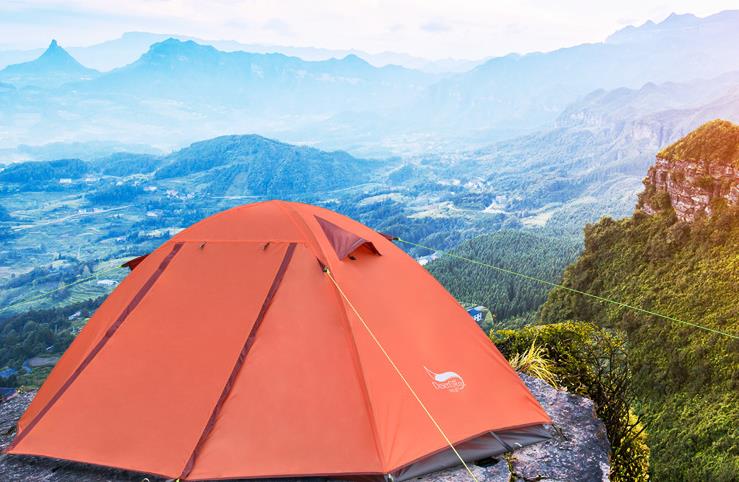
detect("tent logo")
[424,367,465,393]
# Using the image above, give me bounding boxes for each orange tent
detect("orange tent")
[6,201,551,481]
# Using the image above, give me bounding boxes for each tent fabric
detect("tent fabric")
[6,200,551,481]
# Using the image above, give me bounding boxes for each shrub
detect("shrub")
[506,339,557,387]
[493,322,650,481]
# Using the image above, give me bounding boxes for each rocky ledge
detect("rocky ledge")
[0,374,610,481]
[641,119,739,222]
[642,156,738,222]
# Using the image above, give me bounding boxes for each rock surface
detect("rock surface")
[0,374,610,481]
[641,119,739,222]
[643,156,738,221]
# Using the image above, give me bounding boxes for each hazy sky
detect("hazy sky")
[1,0,737,58]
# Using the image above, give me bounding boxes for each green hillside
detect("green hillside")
[541,199,738,479]
[427,230,582,328]
[657,118,739,168]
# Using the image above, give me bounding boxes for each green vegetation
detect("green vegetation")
[0,298,103,387]
[95,152,162,176]
[155,135,381,196]
[540,202,739,480]
[0,205,12,240]
[657,119,739,168]
[0,158,88,183]
[427,230,581,328]
[87,183,145,204]
[494,322,650,481]
[505,339,557,387]
[17,366,54,388]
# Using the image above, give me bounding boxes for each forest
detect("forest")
[427,230,582,328]
[540,197,738,480]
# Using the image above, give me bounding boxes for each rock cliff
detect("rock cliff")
[640,119,739,221]
[418,374,610,482]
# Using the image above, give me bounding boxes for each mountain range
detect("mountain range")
[83,38,433,114]
[409,11,739,135]
[1,10,738,481]
[0,31,485,74]
[1,10,739,157]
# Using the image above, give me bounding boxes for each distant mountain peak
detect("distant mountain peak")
[158,37,194,47]
[606,9,733,44]
[36,39,80,65]
[342,53,364,63]
[151,38,209,50]
[139,38,218,62]
[662,12,698,24]
[0,38,97,87]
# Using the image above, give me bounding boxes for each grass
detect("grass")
[505,338,558,387]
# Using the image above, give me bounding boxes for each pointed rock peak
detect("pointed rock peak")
[160,37,186,46]
[0,37,96,84]
[41,39,73,59]
[40,39,73,60]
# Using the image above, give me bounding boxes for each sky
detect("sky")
[0,0,737,59]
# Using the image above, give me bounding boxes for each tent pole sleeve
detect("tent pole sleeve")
[178,242,297,480]
[6,242,184,453]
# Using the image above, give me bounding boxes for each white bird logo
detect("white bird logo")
[424,367,465,392]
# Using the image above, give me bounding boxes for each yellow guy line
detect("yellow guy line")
[323,267,480,482]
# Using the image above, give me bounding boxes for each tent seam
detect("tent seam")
[275,201,330,266]
[6,242,184,453]
[276,202,386,471]
[178,242,297,480]
[324,270,389,472]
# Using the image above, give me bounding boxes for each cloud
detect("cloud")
[0,0,737,59]
[263,18,293,36]
[420,20,451,33]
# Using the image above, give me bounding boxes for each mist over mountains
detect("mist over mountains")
[0,31,485,74]
[410,11,739,135]
[1,10,739,233]
[1,9,738,158]
[3,7,739,480]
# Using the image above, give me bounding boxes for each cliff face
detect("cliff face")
[640,119,739,221]
[642,156,739,221]
[541,119,739,479]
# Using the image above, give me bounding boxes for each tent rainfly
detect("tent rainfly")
[5,200,551,481]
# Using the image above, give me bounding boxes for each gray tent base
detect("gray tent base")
[391,424,551,481]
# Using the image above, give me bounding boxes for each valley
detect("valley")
[1,7,739,481]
